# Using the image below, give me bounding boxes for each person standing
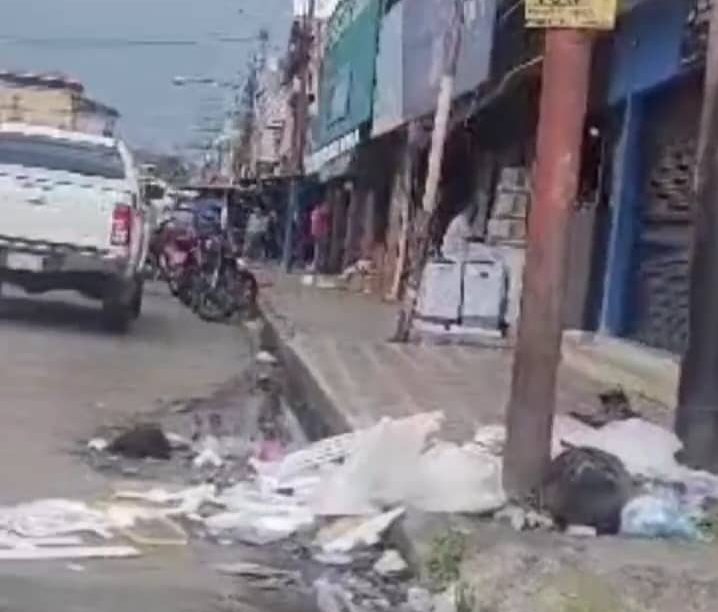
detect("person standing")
[310,199,331,273]
[244,206,269,260]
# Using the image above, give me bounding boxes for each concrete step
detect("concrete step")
[562,330,679,407]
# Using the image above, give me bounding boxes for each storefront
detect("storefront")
[599,0,700,354]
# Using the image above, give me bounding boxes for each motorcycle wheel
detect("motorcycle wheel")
[196,288,235,322]
[235,270,259,318]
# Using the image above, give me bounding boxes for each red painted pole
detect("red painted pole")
[503,29,594,496]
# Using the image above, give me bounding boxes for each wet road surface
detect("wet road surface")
[0,284,316,612]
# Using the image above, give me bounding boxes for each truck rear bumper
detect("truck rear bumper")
[0,236,134,299]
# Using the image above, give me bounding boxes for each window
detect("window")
[0,133,126,179]
[328,66,351,124]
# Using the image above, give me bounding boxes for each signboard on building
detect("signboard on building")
[372,0,496,137]
[315,0,381,149]
[526,0,618,30]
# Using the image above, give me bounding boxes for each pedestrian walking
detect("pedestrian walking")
[244,206,269,260]
[310,199,331,273]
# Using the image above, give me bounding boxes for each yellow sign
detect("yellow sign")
[526,0,618,30]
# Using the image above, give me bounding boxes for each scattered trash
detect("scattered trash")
[206,482,315,545]
[494,505,552,532]
[313,551,354,566]
[406,586,433,612]
[314,577,361,612]
[310,413,505,516]
[571,388,638,429]
[543,446,633,535]
[214,562,303,590]
[193,447,224,469]
[120,514,188,547]
[621,490,704,541]
[373,549,408,577]
[256,351,279,366]
[0,545,140,561]
[66,563,86,572]
[473,425,506,456]
[165,432,191,450]
[108,424,171,460]
[0,499,113,539]
[566,524,598,538]
[321,508,405,554]
[113,483,217,516]
[87,438,109,453]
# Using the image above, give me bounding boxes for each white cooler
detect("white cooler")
[416,260,463,325]
[461,259,507,329]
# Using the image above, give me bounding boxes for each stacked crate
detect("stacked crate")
[486,167,530,246]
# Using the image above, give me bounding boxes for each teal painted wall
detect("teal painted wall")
[316,0,380,148]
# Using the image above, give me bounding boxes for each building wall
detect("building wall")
[0,85,76,129]
[599,0,699,354]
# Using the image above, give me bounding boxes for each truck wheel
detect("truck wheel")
[102,281,135,333]
[102,301,131,333]
[131,281,144,319]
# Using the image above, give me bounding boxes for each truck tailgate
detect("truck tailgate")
[0,166,131,250]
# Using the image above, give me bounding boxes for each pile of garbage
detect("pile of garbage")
[479,412,718,541]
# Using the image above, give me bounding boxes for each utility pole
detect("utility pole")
[282,0,315,271]
[503,29,594,496]
[676,1,718,471]
[393,0,464,341]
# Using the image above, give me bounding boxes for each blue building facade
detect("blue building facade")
[599,0,702,354]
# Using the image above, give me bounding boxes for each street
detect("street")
[0,284,314,612]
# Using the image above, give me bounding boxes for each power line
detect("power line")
[0,35,261,49]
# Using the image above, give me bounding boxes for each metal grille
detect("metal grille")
[630,82,700,354]
[682,0,713,65]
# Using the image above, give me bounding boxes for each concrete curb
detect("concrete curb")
[257,295,353,440]
[257,294,429,575]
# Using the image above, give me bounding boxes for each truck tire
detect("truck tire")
[102,279,136,333]
[131,280,144,319]
[102,300,131,333]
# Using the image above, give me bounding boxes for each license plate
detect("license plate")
[6,252,43,272]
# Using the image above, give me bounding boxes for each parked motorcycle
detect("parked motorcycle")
[190,230,258,323]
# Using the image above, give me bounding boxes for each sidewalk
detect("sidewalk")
[257,268,670,440]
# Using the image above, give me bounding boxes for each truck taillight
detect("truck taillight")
[111,204,132,246]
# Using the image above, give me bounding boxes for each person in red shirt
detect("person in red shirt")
[310,200,331,273]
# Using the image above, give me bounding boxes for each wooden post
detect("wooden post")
[503,29,594,496]
[393,0,463,340]
[676,1,718,471]
[282,0,315,271]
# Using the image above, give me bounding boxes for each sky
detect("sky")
[0,0,293,153]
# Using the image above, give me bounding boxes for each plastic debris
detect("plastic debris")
[214,562,303,589]
[313,551,354,566]
[322,507,405,554]
[165,432,192,450]
[373,549,408,576]
[406,587,433,612]
[113,484,216,516]
[311,413,505,516]
[566,525,598,538]
[193,448,224,469]
[87,438,109,452]
[66,563,86,572]
[256,351,279,365]
[0,499,113,539]
[314,577,360,612]
[621,491,704,541]
[108,424,171,460]
[0,545,140,561]
[206,482,315,544]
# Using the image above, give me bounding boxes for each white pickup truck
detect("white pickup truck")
[0,123,147,332]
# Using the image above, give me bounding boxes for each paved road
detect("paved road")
[0,284,315,612]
